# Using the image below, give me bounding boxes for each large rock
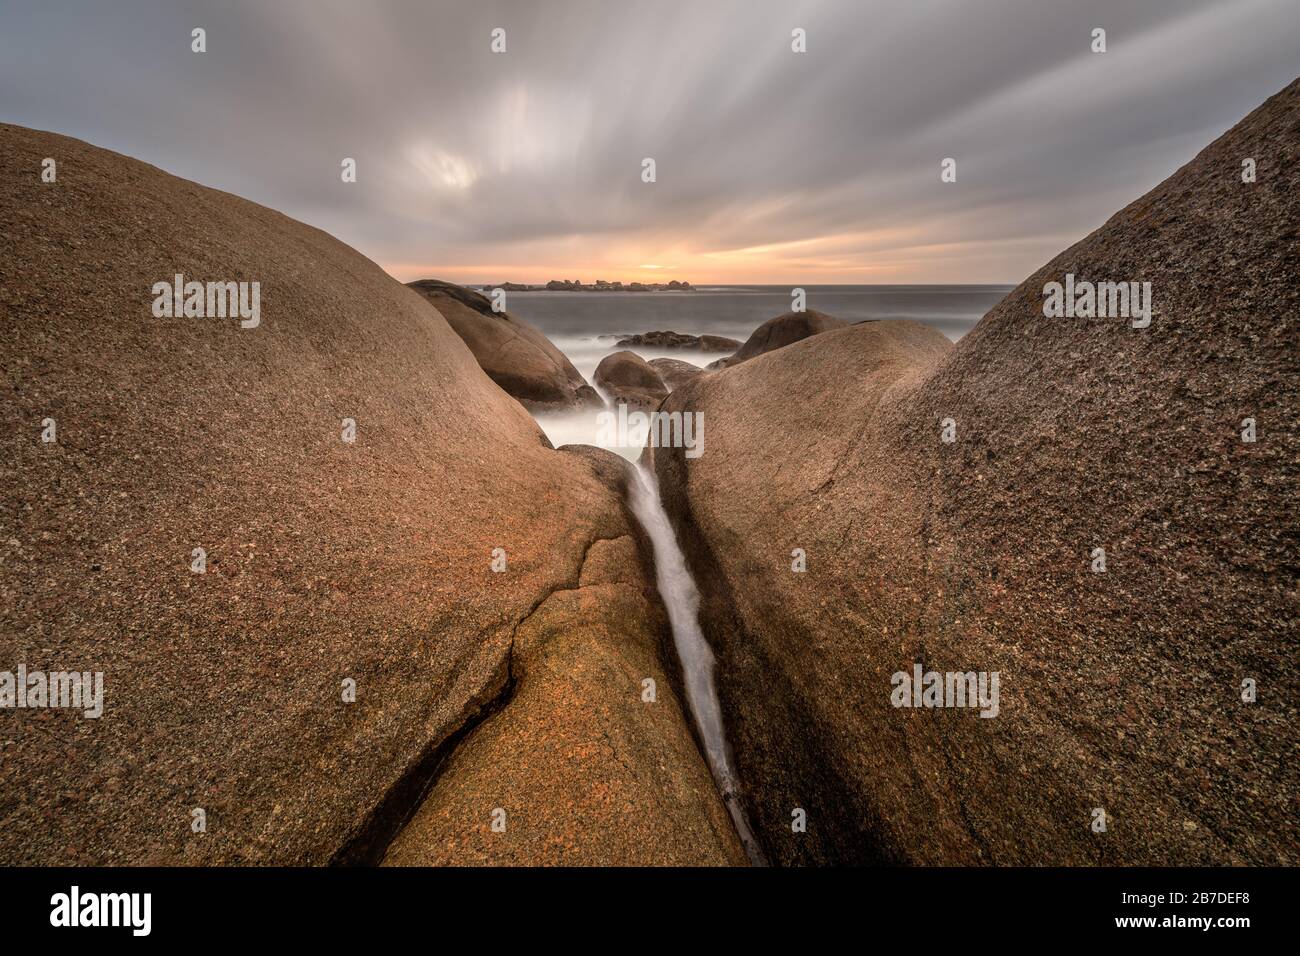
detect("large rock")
[407,279,602,411]
[384,447,745,865]
[648,357,704,392]
[706,309,846,369]
[654,82,1299,866]
[0,124,738,866]
[594,350,669,409]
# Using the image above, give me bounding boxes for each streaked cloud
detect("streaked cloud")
[1,0,1295,282]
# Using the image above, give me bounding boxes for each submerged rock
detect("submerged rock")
[407,278,603,411]
[594,350,669,409]
[0,123,737,866]
[654,81,1300,866]
[617,330,740,352]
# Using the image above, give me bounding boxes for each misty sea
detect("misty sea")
[504,284,1011,384]
[509,284,1012,457]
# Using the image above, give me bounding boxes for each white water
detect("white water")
[627,457,767,865]
[533,405,648,462]
[530,335,764,861]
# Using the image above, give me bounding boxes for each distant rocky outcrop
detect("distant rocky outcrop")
[594,350,669,409]
[706,309,847,369]
[0,124,740,866]
[482,279,692,292]
[533,279,691,292]
[617,331,740,352]
[407,279,602,411]
[648,358,705,392]
[654,81,1300,866]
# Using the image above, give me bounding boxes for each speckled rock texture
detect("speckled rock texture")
[594,350,669,409]
[648,357,704,393]
[0,125,737,866]
[654,81,1299,865]
[384,448,745,865]
[706,309,847,370]
[406,279,603,411]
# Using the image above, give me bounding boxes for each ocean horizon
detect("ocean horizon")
[497,284,1014,343]
[499,284,1013,411]
[504,283,1013,456]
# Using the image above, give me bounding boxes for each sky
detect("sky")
[1,0,1297,285]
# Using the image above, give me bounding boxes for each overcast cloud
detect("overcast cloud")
[1,0,1296,282]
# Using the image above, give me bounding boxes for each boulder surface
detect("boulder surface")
[385,447,745,865]
[594,350,669,409]
[408,279,602,411]
[654,81,1300,866]
[0,124,737,866]
[648,357,704,392]
[706,309,847,369]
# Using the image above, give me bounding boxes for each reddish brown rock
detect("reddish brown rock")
[383,449,745,866]
[0,124,736,866]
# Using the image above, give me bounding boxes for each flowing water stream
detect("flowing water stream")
[626,457,767,865]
